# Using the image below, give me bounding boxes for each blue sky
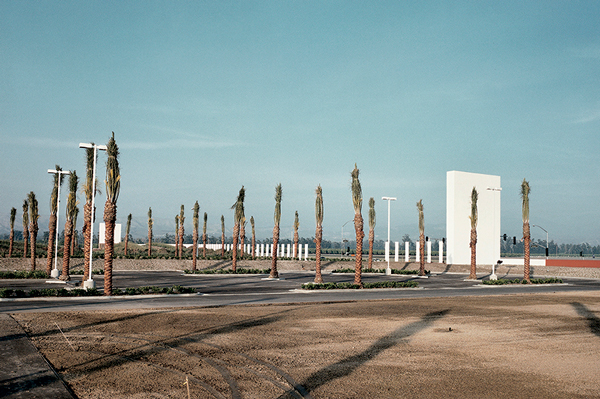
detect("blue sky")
[1,1,599,244]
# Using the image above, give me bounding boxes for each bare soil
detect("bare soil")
[12,291,600,399]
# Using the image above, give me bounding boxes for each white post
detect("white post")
[286,243,290,258]
[416,241,420,262]
[427,240,432,263]
[405,241,410,262]
[395,242,399,262]
[385,241,389,262]
[304,244,308,260]
[439,241,443,263]
[260,244,264,257]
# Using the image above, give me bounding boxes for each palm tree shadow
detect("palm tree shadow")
[278,309,450,398]
[571,302,600,337]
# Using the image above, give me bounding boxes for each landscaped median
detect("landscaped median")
[302,281,419,290]
[332,268,429,275]
[0,285,197,299]
[183,268,271,274]
[482,277,563,285]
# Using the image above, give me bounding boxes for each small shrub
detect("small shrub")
[302,281,418,290]
[0,288,14,298]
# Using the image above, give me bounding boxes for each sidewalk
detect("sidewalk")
[0,313,75,398]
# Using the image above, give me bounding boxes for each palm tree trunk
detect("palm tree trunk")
[419,233,425,276]
[178,225,184,259]
[221,232,225,257]
[240,223,246,260]
[353,214,364,287]
[368,227,374,270]
[46,214,57,275]
[294,231,299,259]
[82,202,92,282]
[23,229,28,259]
[148,228,152,257]
[103,202,117,296]
[251,235,256,259]
[124,232,129,256]
[232,223,239,272]
[314,226,323,283]
[524,222,531,283]
[70,225,76,257]
[192,229,198,271]
[60,220,73,281]
[202,233,206,258]
[29,224,38,271]
[469,229,477,279]
[270,226,279,278]
[9,229,14,257]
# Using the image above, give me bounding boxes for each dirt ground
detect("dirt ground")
[12,291,600,399]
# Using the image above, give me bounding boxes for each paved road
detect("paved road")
[2,270,600,313]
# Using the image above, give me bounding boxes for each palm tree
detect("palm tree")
[314,185,324,284]
[351,165,364,287]
[368,197,376,270]
[22,199,29,259]
[28,192,39,271]
[147,208,153,257]
[270,184,282,278]
[60,172,78,281]
[124,213,132,256]
[9,207,16,257]
[174,215,179,255]
[240,217,246,259]
[521,179,531,283]
[293,211,299,259]
[220,215,225,257]
[82,145,99,282]
[202,212,207,258]
[70,206,79,256]
[102,132,120,296]
[192,201,199,271]
[417,200,425,276]
[46,165,64,274]
[231,186,245,272]
[250,216,256,259]
[178,205,185,259]
[468,187,478,280]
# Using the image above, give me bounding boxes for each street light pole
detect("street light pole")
[341,219,353,256]
[382,197,396,275]
[79,143,107,289]
[532,224,549,259]
[47,169,71,278]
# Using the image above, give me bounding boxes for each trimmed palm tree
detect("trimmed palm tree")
[60,172,78,281]
[250,216,256,259]
[240,217,246,259]
[102,132,120,296]
[270,184,282,278]
[202,212,207,258]
[293,211,299,259]
[70,206,79,256]
[314,185,324,284]
[22,199,29,259]
[351,165,364,287]
[368,197,376,270]
[417,200,425,276]
[220,215,225,257]
[27,192,39,271]
[231,186,245,272]
[468,187,478,280]
[192,201,199,271]
[124,213,131,256]
[521,179,531,283]
[147,208,153,257]
[178,205,185,259]
[82,146,99,282]
[174,215,179,255]
[9,207,16,257]
[46,165,64,274]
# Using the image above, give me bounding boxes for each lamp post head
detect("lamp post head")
[47,169,70,175]
[79,143,107,151]
[381,197,397,201]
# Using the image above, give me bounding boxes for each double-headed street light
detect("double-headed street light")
[79,143,107,289]
[47,168,71,278]
[382,197,396,275]
[532,224,549,258]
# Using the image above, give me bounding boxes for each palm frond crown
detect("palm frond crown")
[368,197,376,229]
[417,200,424,234]
[105,132,120,204]
[65,171,79,220]
[28,192,39,223]
[315,185,323,227]
[231,186,245,224]
[351,164,362,214]
[470,187,478,229]
[274,184,282,226]
[50,165,63,215]
[203,212,207,235]
[294,211,300,230]
[520,179,530,223]
[193,201,200,230]
[10,207,16,228]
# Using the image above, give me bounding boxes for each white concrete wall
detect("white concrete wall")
[446,171,501,266]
